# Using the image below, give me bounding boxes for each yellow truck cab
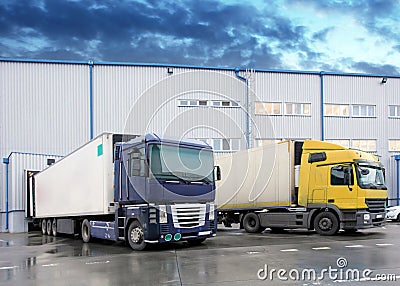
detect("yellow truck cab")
[298,140,387,234]
[215,140,387,235]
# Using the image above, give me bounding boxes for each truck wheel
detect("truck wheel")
[314,212,339,236]
[41,219,47,235]
[127,221,146,251]
[52,219,57,237]
[243,212,262,233]
[47,219,53,236]
[81,219,91,243]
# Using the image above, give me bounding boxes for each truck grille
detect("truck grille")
[365,199,386,213]
[171,204,206,229]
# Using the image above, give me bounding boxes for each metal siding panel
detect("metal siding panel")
[252,72,321,140]
[93,67,245,142]
[1,62,90,155]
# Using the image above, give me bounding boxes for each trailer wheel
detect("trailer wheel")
[81,219,91,243]
[47,219,53,236]
[52,219,57,237]
[41,219,47,235]
[243,212,262,233]
[127,220,146,251]
[314,212,339,236]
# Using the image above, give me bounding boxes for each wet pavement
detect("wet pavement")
[1,223,400,285]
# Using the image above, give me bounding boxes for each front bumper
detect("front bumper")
[355,210,386,229]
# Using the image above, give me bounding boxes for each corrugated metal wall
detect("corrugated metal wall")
[93,66,245,139]
[252,72,321,140]
[1,59,400,232]
[1,152,62,233]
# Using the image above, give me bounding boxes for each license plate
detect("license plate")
[376,214,383,219]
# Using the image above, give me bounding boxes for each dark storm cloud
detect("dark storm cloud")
[0,0,398,75]
[351,62,399,76]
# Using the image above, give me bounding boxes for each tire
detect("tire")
[397,214,400,222]
[52,219,57,237]
[127,220,146,251]
[47,219,53,236]
[187,238,206,246]
[81,219,91,243]
[41,219,47,235]
[242,212,262,233]
[314,212,339,236]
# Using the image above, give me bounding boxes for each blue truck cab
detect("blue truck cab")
[88,134,218,250]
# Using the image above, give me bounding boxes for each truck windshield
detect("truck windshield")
[149,144,214,183]
[356,164,387,190]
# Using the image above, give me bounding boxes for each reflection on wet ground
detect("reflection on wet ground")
[0,225,400,285]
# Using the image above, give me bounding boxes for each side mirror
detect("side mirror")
[215,166,221,181]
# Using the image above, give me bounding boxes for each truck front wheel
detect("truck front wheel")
[243,212,263,233]
[314,212,339,236]
[127,221,146,251]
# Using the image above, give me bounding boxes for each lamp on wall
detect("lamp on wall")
[381,77,387,84]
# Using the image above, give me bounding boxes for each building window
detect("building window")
[178,99,239,108]
[324,104,349,117]
[326,139,350,148]
[352,105,375,117]
[285,103,311,116]
[389,105,400,117]
[389,140,400,151]
[255,102,282,115]
[351,140,376,152]
[194,138,240,152]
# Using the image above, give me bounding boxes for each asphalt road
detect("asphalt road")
[1,223,400,285]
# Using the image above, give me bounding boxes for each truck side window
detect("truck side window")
[129,147,146,177]
[331,165,354,186]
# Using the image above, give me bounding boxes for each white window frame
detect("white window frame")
[389,140,400,152]
[285,102,311,116]
[352,105,375,117]
[255,102,282,115]
[324,104,350,117]
[351,139,377,152]
[179,99,239,108]
[389,105,400,118]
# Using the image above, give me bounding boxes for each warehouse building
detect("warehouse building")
[1,58,400,232]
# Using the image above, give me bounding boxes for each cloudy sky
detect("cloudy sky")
[0,0,399,75]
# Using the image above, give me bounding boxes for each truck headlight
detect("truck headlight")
[159,205,168,223]
[209,204,215,220]
[364,214,371,221]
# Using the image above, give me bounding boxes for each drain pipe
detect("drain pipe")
[320,71,325,141]
[2,157,9,231]
[396,155,400,206]
[235,68,250,149]
[89,61,94,140]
